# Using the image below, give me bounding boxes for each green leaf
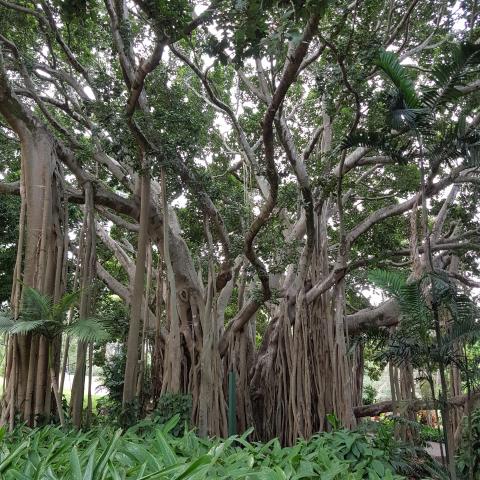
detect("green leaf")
[93,428,122,479]
[0,440,30,473]
[422,42,480,108]
[21,287,52,321]
[368,269,407,297]
[173,454,212,479]
[154,430,177,466]
[370,459,385,477]
[376,50,421,109]
[69,447,83,480]
[64,318,109,343]
[9,319,47,335]
[52,290,81,322]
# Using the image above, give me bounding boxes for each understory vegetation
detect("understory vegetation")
[0,415,447,480]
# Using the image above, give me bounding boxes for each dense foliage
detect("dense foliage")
[456,408,480,479]
[0,416,419,480]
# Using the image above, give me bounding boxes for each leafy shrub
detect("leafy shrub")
[456,407,480,479]
[0,418,407,479]
[153,393,192,436]
[362,384,377,406]
[358,418,448,479]
[99,348,153,427]
[100,348,126,404]
[419,425,443,443]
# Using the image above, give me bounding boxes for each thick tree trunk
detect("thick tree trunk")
[0,124,66,427]
[251,205,355,444]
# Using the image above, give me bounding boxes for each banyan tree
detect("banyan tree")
[0,0,479,445]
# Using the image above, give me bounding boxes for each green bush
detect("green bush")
[100,349,126,404]
[362,385,377,406]
[358,418,447,479]
[419,425,443,443]
[153,393,192,436]
[0,418,408,479]
[456,407,480,479]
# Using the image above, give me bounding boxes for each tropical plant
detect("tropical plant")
[347,43,480,168]
[358,418,449,480]
[0,287,108,342]
[368,270,480,371]
[362,384,377,406]
[0,0,479,444]
[369,269,480,477]
[0,287,109,426]
[0,416,411,480]
[419,424,444,444]
[153,393,192,437]
[456,407,480,479]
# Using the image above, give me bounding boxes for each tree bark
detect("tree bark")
[70,181,96,428]
[354,392,479,418]
[0,123,66,426]
[123,167,150,407]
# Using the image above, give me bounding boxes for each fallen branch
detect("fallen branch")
[354,392,480,418]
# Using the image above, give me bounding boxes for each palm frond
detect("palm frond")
[21,287,52,322]
[0,313,14,334]
[341,131,411,163]
[422,42,480,108]
[432,116,480,167]
[397,282,430,325]
[368,269,408,297]
[379,336,431,368]
[51,290,81,323]
[376,50,421,109]
[462,129,480,167]
[9,320,47,335]
[65,318,110,343]
[430,271,456,302]
[389,106,427,132]
[442,317,480,349]
[447,292,476,322]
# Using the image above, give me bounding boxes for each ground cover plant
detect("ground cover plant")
[0,416,410,480]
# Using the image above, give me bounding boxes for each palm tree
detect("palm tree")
[343,42,480,173]
[369,269,480,478]
[0,287,109,426]
[341,42,480,479]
